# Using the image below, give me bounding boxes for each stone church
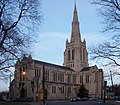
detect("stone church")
[10,3,104,100]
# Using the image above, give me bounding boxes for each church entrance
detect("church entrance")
[20,87,26,97]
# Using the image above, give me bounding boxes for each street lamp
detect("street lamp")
[9,72,13,100]
[103,81,107,103]
[22,71,26,75]
[110,71,114,92]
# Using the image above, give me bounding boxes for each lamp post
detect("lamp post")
[9,73,13,100]
[31,81,34,99]
[110,71,114,93]
[34,76,39,102]
[103,81,107,103]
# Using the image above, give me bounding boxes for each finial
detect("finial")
[74,0,77,12]
[75,0,76,4]
[66,38,69,44]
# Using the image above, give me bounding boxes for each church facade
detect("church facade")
[10,3,104,100]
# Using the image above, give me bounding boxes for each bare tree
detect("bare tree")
[90,36,120,67]
[91,0,120,33]
[0,0,42,78]
[90,0,120,72]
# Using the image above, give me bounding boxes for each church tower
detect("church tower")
[63,2,89,71]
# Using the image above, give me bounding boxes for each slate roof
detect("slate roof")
[80,66,92,72]
[33,60,74,72]
[80,66,103,72]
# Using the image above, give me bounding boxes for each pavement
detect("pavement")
[28,100,120,105]
[28,101,43,105]
[106,101,120,105]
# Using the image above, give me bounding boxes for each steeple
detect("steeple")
[70,1,81,43]
[63,1,88,71]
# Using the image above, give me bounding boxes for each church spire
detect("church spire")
[70,1,81,43]
[63,1,88,71]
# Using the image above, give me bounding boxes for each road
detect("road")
[1,100,119,105]
[44,100,110,105]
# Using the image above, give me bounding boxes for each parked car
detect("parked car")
[89,97,101,101]
[80,97,89,101]
[71,97,81,102]
[112,96,120,101]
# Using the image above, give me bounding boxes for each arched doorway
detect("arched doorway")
[20,87,26,97]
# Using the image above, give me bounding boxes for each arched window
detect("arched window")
[68,50,70,61]
[80,47,82,60]
[72,49,75,60]
[83,49,85,61]
[80,76,83,84]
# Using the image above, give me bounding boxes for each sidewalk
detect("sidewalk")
[116,101,120,103]
[29,100,120,105]
[29,101,45,105]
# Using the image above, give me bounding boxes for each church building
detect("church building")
[10,3,104,100]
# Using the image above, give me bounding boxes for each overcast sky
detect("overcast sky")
[0,0,119,92]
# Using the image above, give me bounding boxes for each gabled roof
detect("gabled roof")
[80,66,103,72]
[80,67,91,72]
[33,60,74,72]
